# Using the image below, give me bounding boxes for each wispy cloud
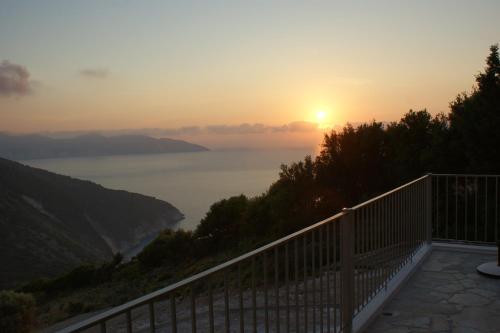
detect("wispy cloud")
[69,123,320,137]
[0,60,34,97]
[79,68,109,79]
[36,121,334,149]
[200,122,320,135]
[40,121,324,138]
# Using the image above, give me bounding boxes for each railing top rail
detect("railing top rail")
[350,174,429,210]
[432,173,500,177]
[57,211,346,333]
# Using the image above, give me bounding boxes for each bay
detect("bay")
[25,148,313,231]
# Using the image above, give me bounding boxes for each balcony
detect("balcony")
[367,244,499,333]
[52,174,500,333]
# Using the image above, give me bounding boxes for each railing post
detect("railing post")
[341,208,354,333]
[426,174,433,244]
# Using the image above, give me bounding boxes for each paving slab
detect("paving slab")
[365,249,500,333]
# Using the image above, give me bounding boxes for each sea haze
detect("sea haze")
[25,148,314,230]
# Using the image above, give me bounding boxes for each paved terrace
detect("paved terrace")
[366,246,500,333]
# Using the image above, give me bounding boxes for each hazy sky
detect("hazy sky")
[1,0,499,135]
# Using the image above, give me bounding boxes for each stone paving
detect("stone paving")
[366,249,500,333]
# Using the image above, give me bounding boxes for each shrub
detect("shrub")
[66,301,84,315]
[138,229,195,268]
[20,253,124,294]
[194,195,249,252]
[0,290,36,333]
[18,278,50,293]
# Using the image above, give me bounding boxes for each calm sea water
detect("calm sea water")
[25,149,313,230]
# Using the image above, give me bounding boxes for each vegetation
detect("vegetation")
[138,230,195,268]
[20,254,123,294]
[0,156,182,290]
[1,44,498,331]
[0,291,36,333]
[449,44,500,173]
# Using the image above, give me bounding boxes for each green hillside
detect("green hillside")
[0,157,183,289]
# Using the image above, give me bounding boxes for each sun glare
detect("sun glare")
[315,109,331,129]
[316,110,327,121]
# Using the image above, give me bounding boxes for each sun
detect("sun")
[316,110,327,122]
[313,108,333,129]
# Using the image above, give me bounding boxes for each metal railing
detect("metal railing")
[58,175,433,333]
[431,174,500,244]
[350,174,431,323]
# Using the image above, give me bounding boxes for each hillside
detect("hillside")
[0,157,183,289]
[0,133,208,160]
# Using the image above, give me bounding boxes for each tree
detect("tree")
[194,195,248,252]
[315,122,389,205]
[138,230,195,268]
[268,155,320,235]
[449,44,500,173]
[385,110,450,180]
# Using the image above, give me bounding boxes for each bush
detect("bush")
[18,278,50,293]
[66,301,84,315]
[0,290,36,333]
[194,195,249,252]
[20,253,124,294]
[138,229,195,268]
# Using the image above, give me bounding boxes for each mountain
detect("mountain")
[0,157,183,289]
[0,133,208,160]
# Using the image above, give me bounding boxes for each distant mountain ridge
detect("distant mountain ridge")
[0,133,208,160]
[0,157,183,289]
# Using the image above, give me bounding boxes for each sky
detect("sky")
[0,0,499,148]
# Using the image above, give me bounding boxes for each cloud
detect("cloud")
[0,60,33,97]
[40,121,323,139]
[38,122,326,150]
[80,68,109,79]
[202,122,319,135]
[287,121,319,132]
[206,123,268,135]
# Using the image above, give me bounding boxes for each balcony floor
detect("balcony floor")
[366,248,500,333]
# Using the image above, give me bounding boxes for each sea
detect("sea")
[24,148,314,231]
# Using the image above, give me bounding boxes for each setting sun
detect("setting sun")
[314,109,332,129]
[316,110,327,122]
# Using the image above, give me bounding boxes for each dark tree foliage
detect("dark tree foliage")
[138,230,195,268]
[316,122,389,206]
[20,253,123,294]
[269,156,319,234]
[194,195,249,253]
[449,44,500,173]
